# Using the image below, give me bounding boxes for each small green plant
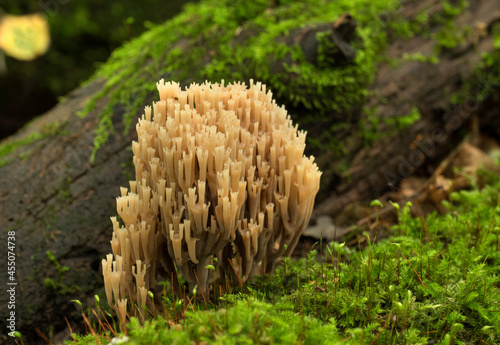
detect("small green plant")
[0,121,66,167]
[402,52,439,64]
[385,106,422,131]
[370,199,383,223]
[44,250,81,296]
[67,177,500,344]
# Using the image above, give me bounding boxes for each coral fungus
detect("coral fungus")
[102,79,321,319]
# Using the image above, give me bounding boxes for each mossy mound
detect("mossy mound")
[66,173,500,344]
[78,0,406,161]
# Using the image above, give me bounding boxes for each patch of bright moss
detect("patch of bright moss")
[65,176,500,345]
[0,121,65,167]
[358,104,423,147]
[385,105,422,131]
[44,250,80,295]
[0,0,476,164]
[448,21,500,107]
[402,52,439,64]
[80,0,477,162]
[0,132,42,167]
[80,0,406,161]
[141,298,343,344]
[68,297,343,344]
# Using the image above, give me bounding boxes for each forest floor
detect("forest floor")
[53,138,500,345]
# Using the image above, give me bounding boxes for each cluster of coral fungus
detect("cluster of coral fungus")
[102,79,321,320]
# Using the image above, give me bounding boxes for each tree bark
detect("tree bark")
[313,0,500,217]
[0,0,499,342]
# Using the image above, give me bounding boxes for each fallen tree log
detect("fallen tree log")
[0,0,499,341]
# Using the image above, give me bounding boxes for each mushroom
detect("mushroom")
[102,79,322,320]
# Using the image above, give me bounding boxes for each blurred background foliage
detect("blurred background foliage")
[0,0,199,139]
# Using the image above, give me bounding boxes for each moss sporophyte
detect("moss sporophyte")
[67,177,500,344]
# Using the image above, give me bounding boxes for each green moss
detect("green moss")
[58,177,73,202]
[385,105,422,131]
[67,178,500,344]
[0,0,477,163]
[360,104,422,147]
[356,0,475,148]
[402,52,439,64]
[229,0,400,112]
[448,21,500,107]
[438,0,470,20]
[44,250,79,295]
[359,105,382,146]
[0,121,66,167]
[494,22,500,50]
[78,0,478,161]
[0,132,41,167]
[80,0,406,161]
[433,21,470,52]
[6,221,21,234]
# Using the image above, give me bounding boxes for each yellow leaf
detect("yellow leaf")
[0,13,50,61]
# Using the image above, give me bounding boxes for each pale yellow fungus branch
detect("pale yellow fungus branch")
[102,79,322,321]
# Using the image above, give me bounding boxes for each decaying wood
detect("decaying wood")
[0,0,499,341]
[313,0,500,218]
